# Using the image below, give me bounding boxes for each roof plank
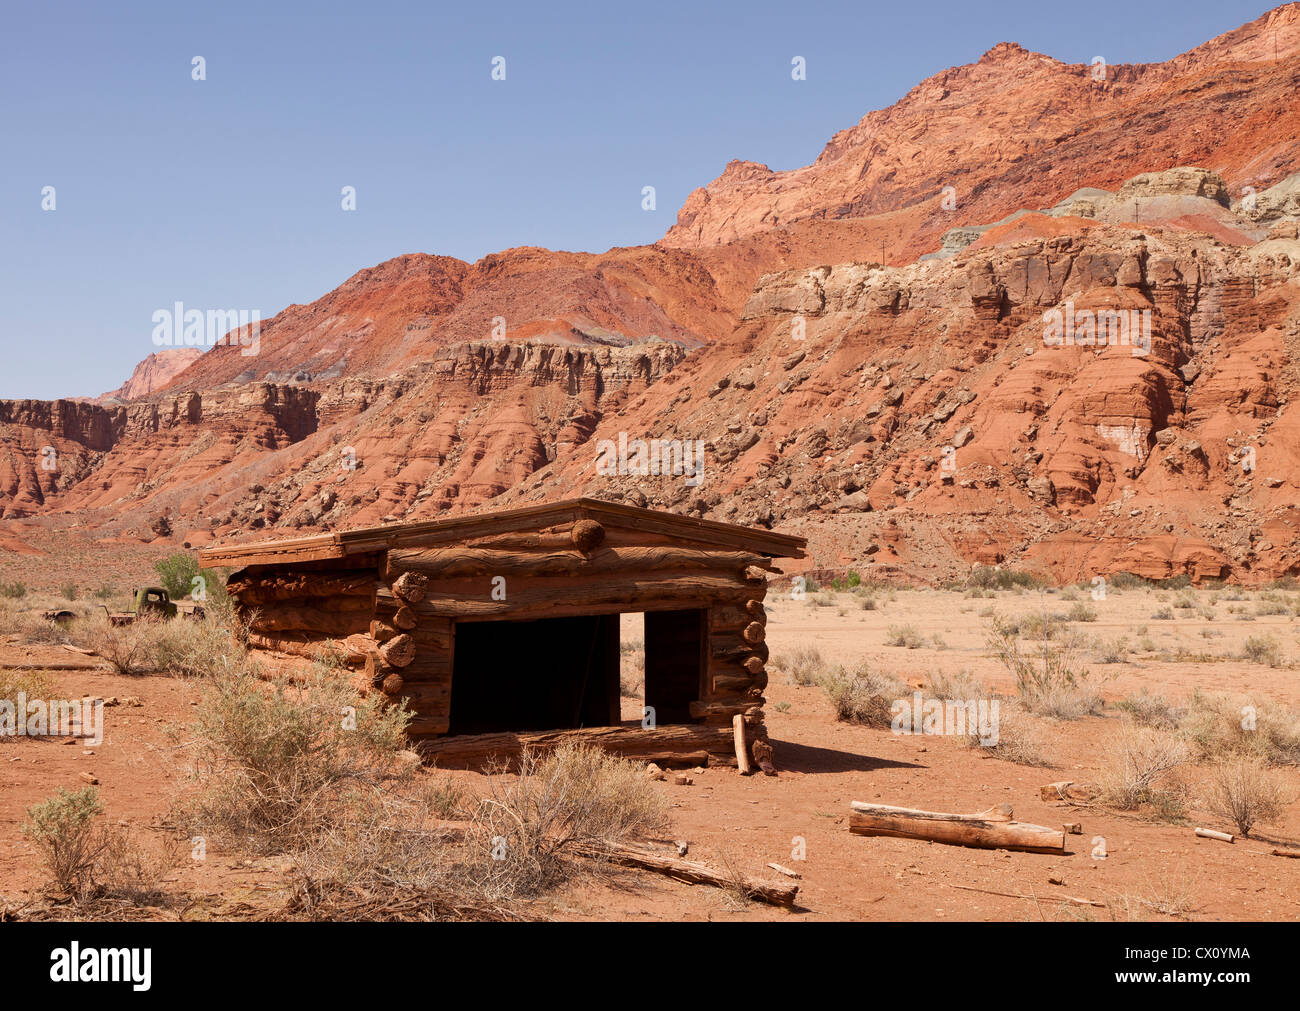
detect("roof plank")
[199,498,804,568]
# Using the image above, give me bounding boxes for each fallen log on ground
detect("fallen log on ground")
[849,801,1067,854]
[1194,827,1234,843]
[585,841,798,907]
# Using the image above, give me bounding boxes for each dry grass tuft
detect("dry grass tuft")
[820,663,907,728]
[986,615,1103,719]
[470,742,670,899]
[1098,722,1189,818]
[1202,757,1290,837]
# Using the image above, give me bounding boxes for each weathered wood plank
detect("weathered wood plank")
[411,573,756,621]
[389,546,771,580]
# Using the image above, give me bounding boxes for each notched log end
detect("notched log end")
[571,519,606,554]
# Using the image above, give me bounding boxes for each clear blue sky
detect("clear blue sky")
[0,0,1273,399]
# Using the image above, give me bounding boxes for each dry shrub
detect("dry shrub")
[0,598,75,645]
[93,829,178,905]
[926,670,1051,766]
[76,613,167,675]
[968,704,1052,767]
[1114,690,1185,730]
[1180,690,1300,765]
[1241,634,1283,667]
[619,637,645,698]
[1099,722,1189,817]
[284,788,520,921]
[820,663,907,728]
[1203,757,1290,837]
[986,616,1102,719]
[1,668,56,744]
[1092,636,1130,664]
[470,742,669,898]
[1135,866,1199,918]
[773,643,826,686]
[885,624,924,649]
[19,784,175,907]
[22,787,105,896]
[76,610,245,677]
[179,664,412,855]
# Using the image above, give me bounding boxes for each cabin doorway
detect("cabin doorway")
[619,609,706,728]
[447,614,620,736]
[448,608,706,736]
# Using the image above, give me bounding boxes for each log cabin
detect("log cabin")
[198,498,806,771]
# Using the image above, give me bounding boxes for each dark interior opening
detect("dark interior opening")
[448,614,620,735]
[448,608,707,736]
[643,609,706,725]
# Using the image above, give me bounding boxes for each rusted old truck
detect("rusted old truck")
[102,586,205,626]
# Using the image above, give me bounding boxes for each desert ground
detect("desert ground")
[3,553,1298,922]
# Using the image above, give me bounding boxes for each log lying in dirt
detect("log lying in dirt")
[1039,781,1096,803]
[849,802,1067,854]
[586,841,799,908]
[1194,827,1234,843]
[1271,848,1300,859]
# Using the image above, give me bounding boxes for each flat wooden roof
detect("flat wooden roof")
[198,497,806,568]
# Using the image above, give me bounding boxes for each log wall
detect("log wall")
[227,518,776,768]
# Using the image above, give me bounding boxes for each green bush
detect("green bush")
[153,552,200,601]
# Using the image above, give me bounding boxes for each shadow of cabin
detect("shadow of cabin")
[198,498,805,771]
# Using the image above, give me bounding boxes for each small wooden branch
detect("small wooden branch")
[948,883,1105,908]
[587,841,798,907]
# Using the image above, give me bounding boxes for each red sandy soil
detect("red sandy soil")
[4,586,1298,921]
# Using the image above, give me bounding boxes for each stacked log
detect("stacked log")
[367,567,451,735]
[231,568,376,653]
[694,568,769,768]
